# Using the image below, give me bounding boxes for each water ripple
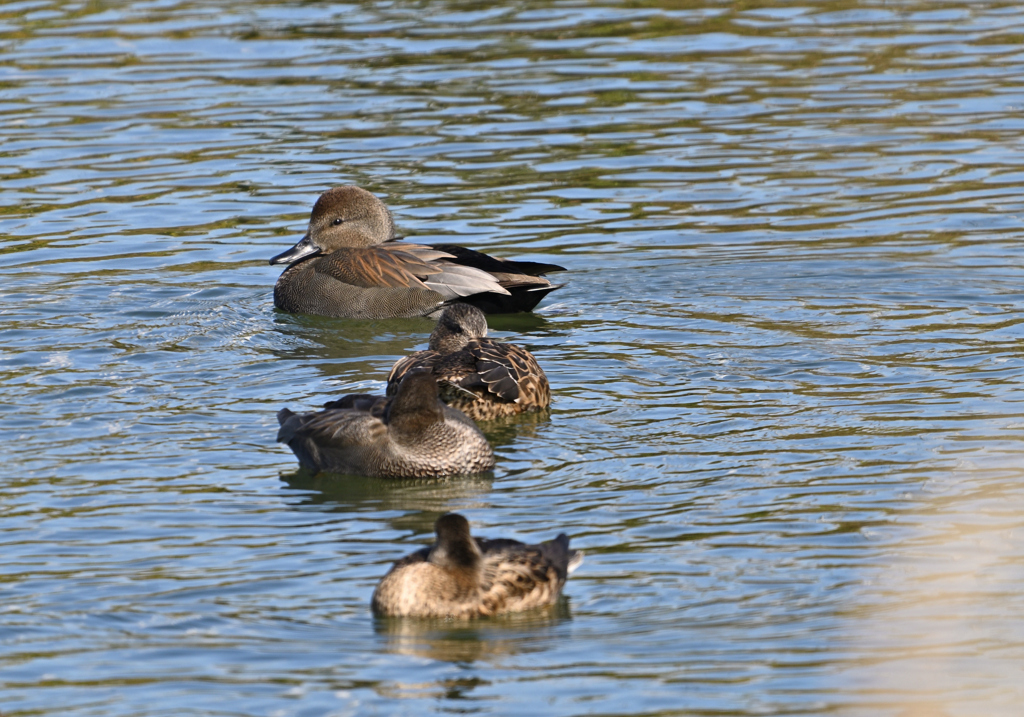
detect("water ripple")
[3,1,1024,715]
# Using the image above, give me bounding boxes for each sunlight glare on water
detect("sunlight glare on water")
[2,1,1024,715]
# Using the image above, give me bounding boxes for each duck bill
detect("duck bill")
[269,235,321,266]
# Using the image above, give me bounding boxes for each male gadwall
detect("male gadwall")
[276,370,494,478]
[386,303,550,421]
[270,186,565,319]
[372,513,583,618]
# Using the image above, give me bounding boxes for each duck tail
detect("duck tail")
[566,550,584,575]
[547,533,583,575]
[276,408,300,443]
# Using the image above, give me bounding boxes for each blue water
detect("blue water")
[3,1,1024,715]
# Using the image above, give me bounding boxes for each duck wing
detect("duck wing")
[462,340,549,404]
[430,244,564,313]
[276,407,386,474]
[322,393,389,418]
[389,341,548,409]
[313,245,444,290]
[473,537,576,614]
[429,244,566,276]
[312,245,507,300]
[382,244,512,299]
[386,350,441,397]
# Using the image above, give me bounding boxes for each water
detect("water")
[3,1,1024,715]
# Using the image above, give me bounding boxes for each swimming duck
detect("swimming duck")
[371,513,583,618]
[276,370,495,478]
[270,186,565,319]
[386,303,550,421]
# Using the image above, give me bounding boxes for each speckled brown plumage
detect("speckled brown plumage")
[387,303,551,421]
[276,371,495,478]
[371,513,583,619]
[270,186,565,319]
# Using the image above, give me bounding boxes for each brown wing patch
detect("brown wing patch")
[465,341,549,408]
[389,340,549,420]
[316,246,444,289]
[475,542,566,614]
[468,341,522,402]
[387,350,441,396]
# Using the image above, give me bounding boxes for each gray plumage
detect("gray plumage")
[372,513,583,618]
[387,303,551,421]
[276,370,495,478]
[270,186,565,319]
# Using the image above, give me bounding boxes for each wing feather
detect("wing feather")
[315,247,441,289]
[423,264,510,299]
[474,539,568,612]
[314,245,510,299]
[465,341,545,403]
[387,351,440,396]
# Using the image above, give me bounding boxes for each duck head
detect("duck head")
[428,513,482,572]
[429,303,489,353]
[384,369,445,436]
[270,186,396,265]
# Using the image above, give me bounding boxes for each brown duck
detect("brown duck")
[386,303,551,421]
[276,370,494,478]
[270,186,565,319]
[372,513,583,618]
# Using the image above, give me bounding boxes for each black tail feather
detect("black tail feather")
[455,284,561,314]
[430,243,565,276]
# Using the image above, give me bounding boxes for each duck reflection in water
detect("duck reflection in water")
[268,313,433,384]
[265,308,557,387]
[279,471,493,535]
[373,598,574,666]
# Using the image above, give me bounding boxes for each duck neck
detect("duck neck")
[385,403,444,442]
[428,537,483,580]
[429,332,472,354]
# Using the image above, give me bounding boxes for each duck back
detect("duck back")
[372,514,582,618]
[276,373,495,478]
[274,256,446,319]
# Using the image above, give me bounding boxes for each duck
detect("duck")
[371,513,583,618]
[276,370,495,478]
[270,186,565,319]
[386,303,550,421]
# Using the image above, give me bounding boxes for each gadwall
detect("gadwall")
[276,370,495,478]
[372,513,583,618]
[270,186,565,319]
[387,303,550,421]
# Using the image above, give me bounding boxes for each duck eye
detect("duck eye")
[332,217,344,226]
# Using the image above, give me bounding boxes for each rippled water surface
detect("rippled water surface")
[4,1,1024,715]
